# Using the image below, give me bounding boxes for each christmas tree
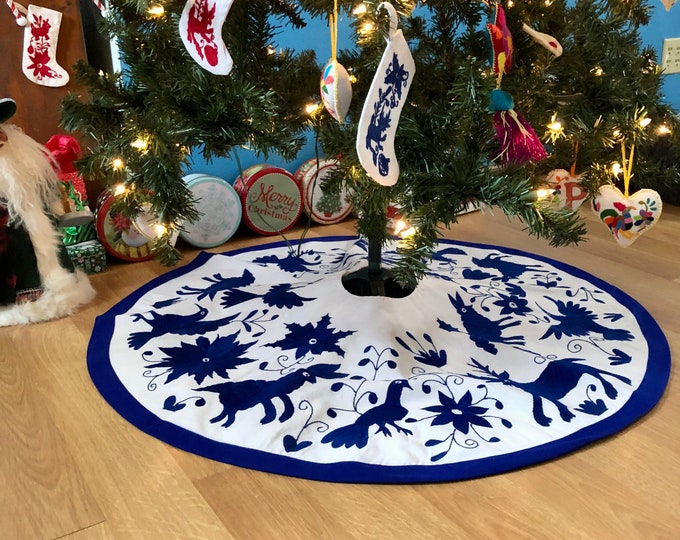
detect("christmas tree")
[61,0,319,264]
[300,0,679,292]
[61,0,679,285]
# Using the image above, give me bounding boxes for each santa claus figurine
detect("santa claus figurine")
[0,98,95,326]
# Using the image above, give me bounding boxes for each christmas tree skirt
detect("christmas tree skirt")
[87,237,670,483]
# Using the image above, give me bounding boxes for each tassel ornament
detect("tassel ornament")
[489,89,547,165]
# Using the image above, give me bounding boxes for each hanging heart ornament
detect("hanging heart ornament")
[592,185,662,247]
[546,169,588,210]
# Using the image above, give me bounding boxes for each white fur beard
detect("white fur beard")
[0,123,63,223]
[0,124,95,326]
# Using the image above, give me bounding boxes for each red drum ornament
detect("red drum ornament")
[95,190,155,262]
[234,166,303,235]
[295,158,352,225]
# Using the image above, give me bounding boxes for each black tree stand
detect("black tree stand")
[341,237,414,298]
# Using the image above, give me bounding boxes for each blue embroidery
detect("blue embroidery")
[467,358,631,427]
[265,314,356,360]
[322,379,413,449]
[438,292,525,354]
[198,363,347,428]
[365,53,411,177]
[146,333,258,384]
[538,297,634,341]
[106,239,649,473]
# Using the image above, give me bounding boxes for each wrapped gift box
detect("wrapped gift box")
[66,240,107,274]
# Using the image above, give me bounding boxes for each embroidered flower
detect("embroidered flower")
[493,293,531,316]
[266,314,355,359]
[26,50,56,80]
[149,333,258,384]
[424,390,492,434]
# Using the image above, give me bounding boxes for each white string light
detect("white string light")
[147,4,165,18]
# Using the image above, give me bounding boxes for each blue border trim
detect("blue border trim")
[87,236,671,484]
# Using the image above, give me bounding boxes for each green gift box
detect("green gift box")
[66,240,107,275]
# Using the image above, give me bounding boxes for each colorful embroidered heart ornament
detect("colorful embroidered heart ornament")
[546,169,588,210]
[592,185,662,247]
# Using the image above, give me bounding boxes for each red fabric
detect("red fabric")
[45,134,81,174]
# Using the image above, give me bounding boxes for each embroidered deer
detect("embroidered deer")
[185,0,219,65]
[467,358,631,426]
[197,363,347,428]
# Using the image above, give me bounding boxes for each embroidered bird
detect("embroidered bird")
[539,297,634,342]
[127,304,238,350]
[321,379,413,449]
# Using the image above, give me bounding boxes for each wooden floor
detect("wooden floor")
[1,205,679,540]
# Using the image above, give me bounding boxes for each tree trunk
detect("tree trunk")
[341,236,413,298]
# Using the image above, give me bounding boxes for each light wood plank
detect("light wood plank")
[0,323,104,539]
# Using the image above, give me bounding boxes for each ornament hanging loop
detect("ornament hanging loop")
[570,140,579,177]
[329,0,339,61]
[377,2,399,40]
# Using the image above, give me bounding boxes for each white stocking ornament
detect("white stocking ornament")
[180,0,234,75]
[356,2,415,186]
[22,4,69,87]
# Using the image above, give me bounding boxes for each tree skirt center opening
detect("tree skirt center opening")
[88,237,670,483]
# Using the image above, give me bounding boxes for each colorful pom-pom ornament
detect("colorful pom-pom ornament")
[486,6,546,166]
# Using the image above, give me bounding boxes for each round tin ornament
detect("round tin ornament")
[233,163,272,191]
[131,204,180,247]
[294,158,352,225]
[234,166,303,235]
[179,173,242,248]
[94,190,155,262]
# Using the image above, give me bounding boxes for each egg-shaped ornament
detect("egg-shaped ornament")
[320,59,352,123]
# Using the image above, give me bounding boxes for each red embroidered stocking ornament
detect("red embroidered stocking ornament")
[22,4,70,87]
[179,0,234,75]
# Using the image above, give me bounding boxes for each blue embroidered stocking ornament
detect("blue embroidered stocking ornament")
[356,2,415,186]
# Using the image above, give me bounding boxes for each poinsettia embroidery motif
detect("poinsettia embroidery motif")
[26,14,62,81]
[185,0,219,67]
